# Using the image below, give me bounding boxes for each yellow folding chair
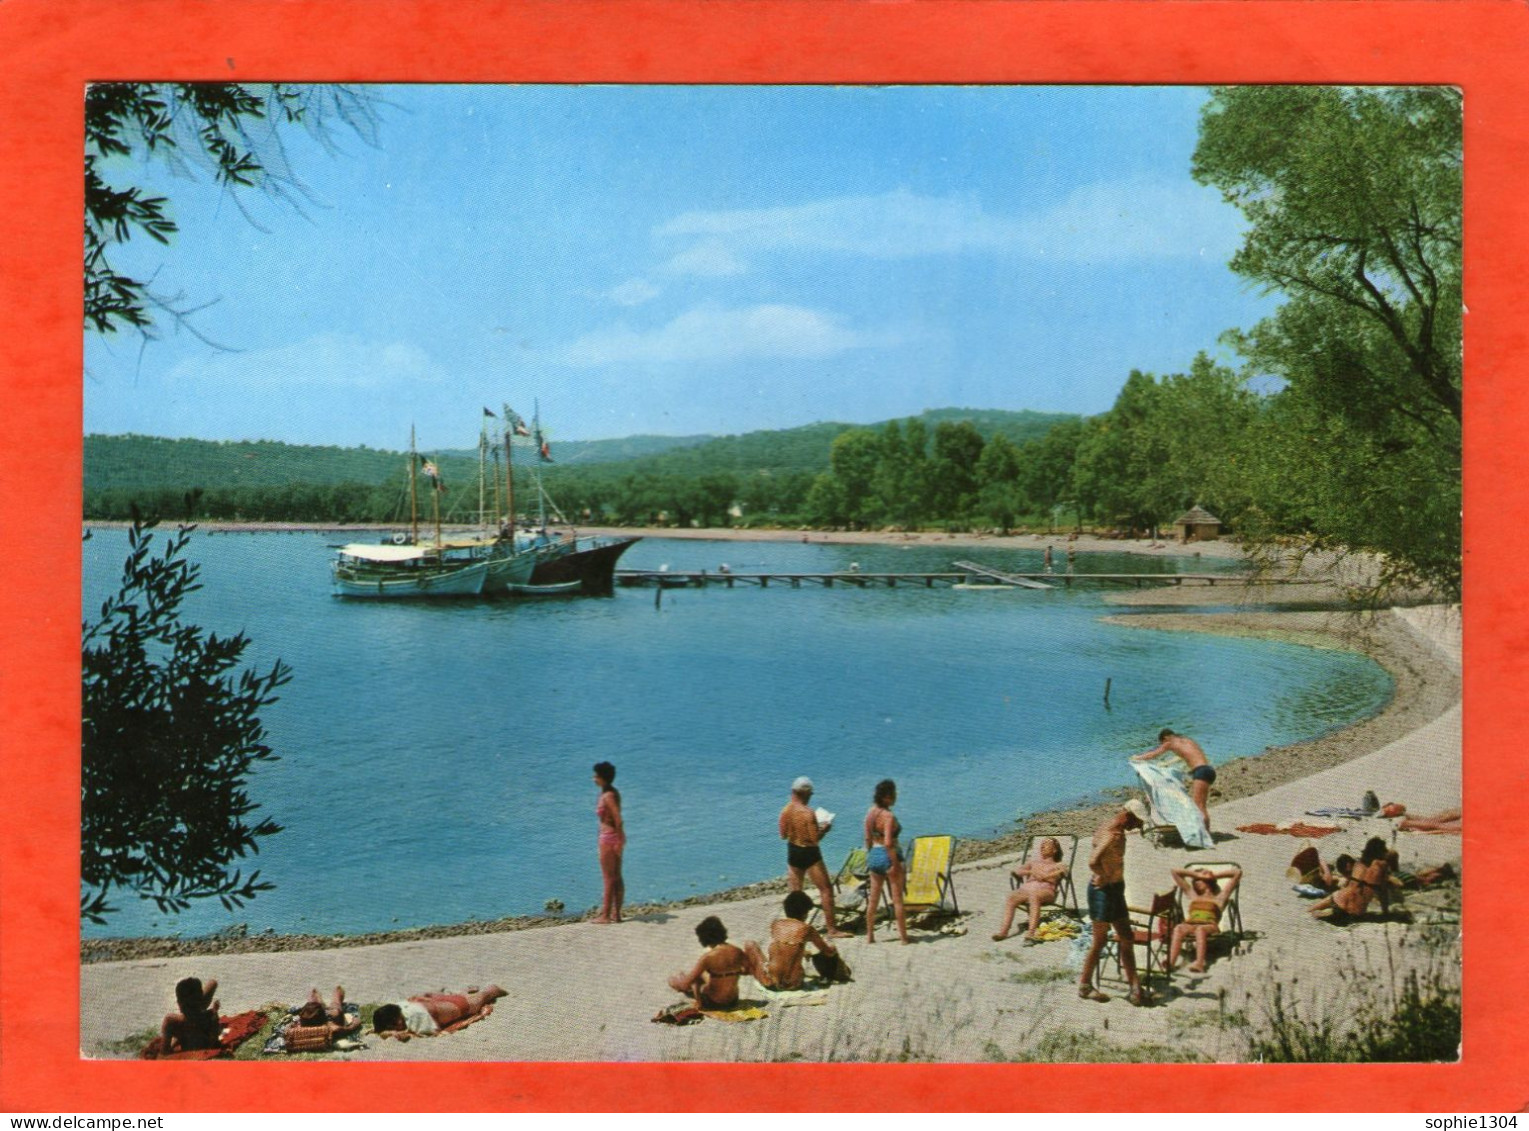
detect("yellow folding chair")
[901,834,959,916]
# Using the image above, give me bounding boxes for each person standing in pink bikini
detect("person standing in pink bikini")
[592,761,626,923]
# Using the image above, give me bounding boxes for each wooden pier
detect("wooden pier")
[616,566,1262,590]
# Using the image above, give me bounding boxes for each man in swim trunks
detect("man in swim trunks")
[1078,799,1150,1007]
[372,985,506,1039]
[779,777,851,938]
[668,916,761,1010]
[1134,728,1216,833]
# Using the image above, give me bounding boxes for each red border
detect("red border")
[2,0,1521,1112]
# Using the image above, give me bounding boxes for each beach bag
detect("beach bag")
[811,951,854,983]
[283,1023,333,1053]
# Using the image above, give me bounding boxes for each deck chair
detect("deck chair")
[1175,860,1245,941]
[1010,833,1081,917]
[809,846,884,927]
[901,835,959,917]
[1097,888,1180,992]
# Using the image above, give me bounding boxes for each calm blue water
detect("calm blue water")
[81,530,1392,938]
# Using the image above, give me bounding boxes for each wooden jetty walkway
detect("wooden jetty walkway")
[616,563,1267,590]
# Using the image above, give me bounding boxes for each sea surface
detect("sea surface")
[80,529,1392,939]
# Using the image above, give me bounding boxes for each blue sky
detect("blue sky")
[83,84,1275,450]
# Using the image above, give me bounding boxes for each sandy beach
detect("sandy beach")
[79,533,1462,1063]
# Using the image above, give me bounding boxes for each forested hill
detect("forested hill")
[85,409,1077,492]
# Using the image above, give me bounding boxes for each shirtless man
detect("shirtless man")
[748,891,840,990]
[372,985,506,1039]
[1134,728,1216,833]
[160,976,220,1053]
[668,916,756,1010]
[1078,799,1150,1007]
[779,777,851,938]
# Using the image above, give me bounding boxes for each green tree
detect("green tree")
[86,83,381,337]
[82,521,290,923]
[1193,85,1461,598]
[828,429,883,527]
[926,420,986,521]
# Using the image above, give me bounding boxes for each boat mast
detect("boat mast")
[502,402,516,538]
[534,399,547,532]
[409,425,419,545]
[478,422,488,534]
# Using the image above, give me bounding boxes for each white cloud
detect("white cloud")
[653,183,1243,269]
[562,304,896,367]
[607,278,662,306]
[165,333,449,390]
[659,240,747,278]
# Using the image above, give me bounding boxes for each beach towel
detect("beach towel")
[651,1004,704,1026]
[755,987,831,1008]
[1236,822,1340,838]
[1032,917,1080,942]
[1305,807,1372,820]
[141,1010,269,1060]
[701,1007,769,1023]
[1132,759,1212,849]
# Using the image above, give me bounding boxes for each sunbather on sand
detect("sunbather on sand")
[1310,837,1394,921]
[992,837,1068,943]
[289,986,361,1039]
[1167,866,1242,973]
[668,916,761,1010]
[749,891,839,990]
[160,976,220,1054]
[372,986,506,1039]
[1288,845,1356,891]
[1399,807,1462,834]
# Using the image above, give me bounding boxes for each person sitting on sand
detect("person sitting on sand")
[1166,865,1242,973]
[161,976,220,1054]
[1310,837,1394,921]
[1399,806,1462,834]
[288,986,361,1039]
[372,986,506,1039]
[667,916,758,1010]
[748,891,839,990]
[992,837,1069,944]
[1133,728,1215,833]
[1288,844,1356,892]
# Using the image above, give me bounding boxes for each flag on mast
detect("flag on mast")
[482,406,497,418]
[419,455,445,491]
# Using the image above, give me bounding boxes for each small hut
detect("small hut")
[1173,505,1226,543]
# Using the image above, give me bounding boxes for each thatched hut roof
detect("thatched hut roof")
[1173,505,1222,526]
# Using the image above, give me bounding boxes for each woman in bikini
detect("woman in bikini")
[667,916,758,1010]
[992,837,1068,943]
[1167,865,1241,972]
[1310,837,1394,921]
[372,985,507,1039]
[592,761,625,924]
[864,779,909,945]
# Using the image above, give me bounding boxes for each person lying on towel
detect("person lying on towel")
[286,985,362,1046]
[667,916,762,1010]
[749,891,840,990]
[372,985,506,1039]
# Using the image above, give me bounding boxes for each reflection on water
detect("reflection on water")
[81,530,1390,937]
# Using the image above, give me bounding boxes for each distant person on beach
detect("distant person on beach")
[160,976,220,1053]
[1166,865,1242,973]
[1310,837,1395,921]
[1399,806,1462,834]
[780,777,851,939]
[1133,729,1216,833]
[1078,800,1150,1006]
[1043,545,1054,573]
[372,986,506,1039]
[751,890,841,990]
[592,761,625,924]
[864,779,910,945]
[668,916,758,1010]
[992,837,1068,944]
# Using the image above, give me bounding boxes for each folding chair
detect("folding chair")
[1009,833,1081,917]
[809,846,877,927]
[1098,888,1181,993]
[902,834,959,917]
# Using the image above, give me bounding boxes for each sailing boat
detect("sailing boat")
[503,403,640,595]
[330,429,492,598]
